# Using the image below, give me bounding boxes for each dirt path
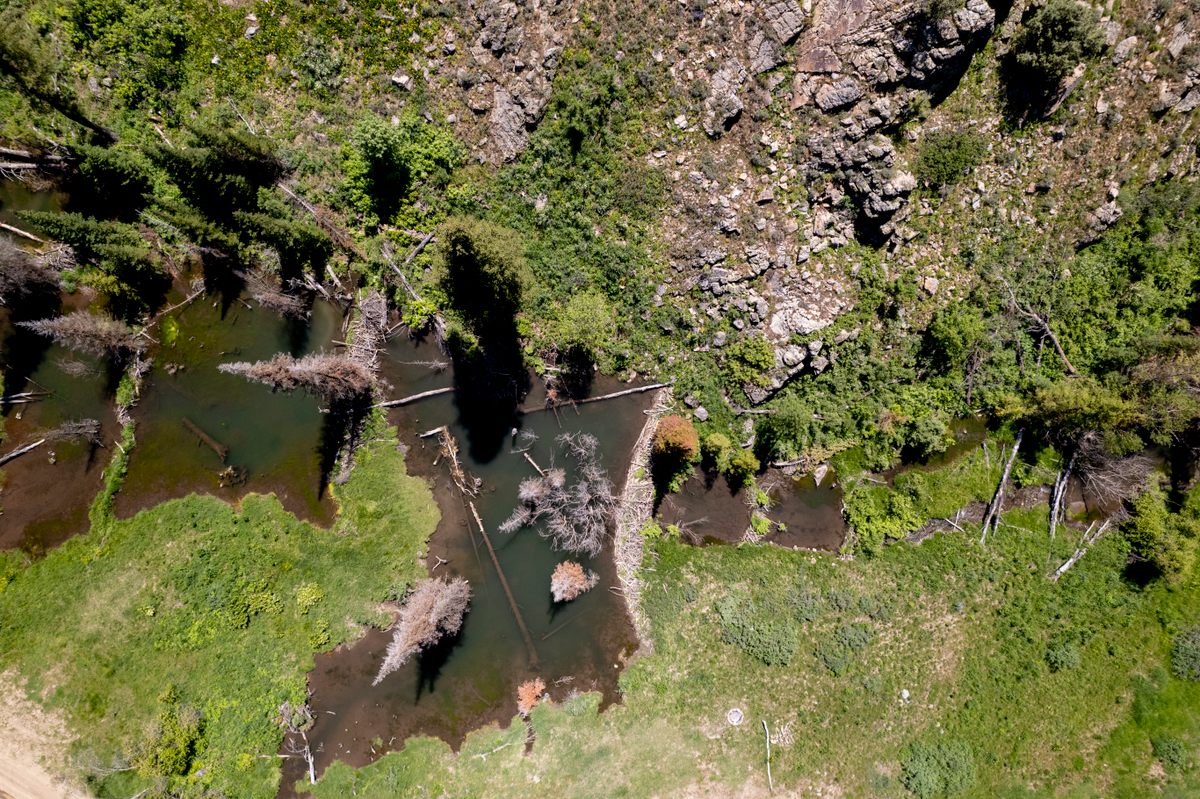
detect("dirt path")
[0,673,90,799]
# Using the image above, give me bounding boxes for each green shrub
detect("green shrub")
[915,132,986,187]
[1151,735,1191,772]
[1045,640,1082,672]
[1172,625,1200,681]
[1009,0,1105,90]
[900,740,977,798]
[787,587,823,623]
[715,593,797,666]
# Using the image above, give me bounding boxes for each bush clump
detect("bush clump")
[900,740,977,798]
[1008,0,1105,92]
[915,131,986,187]
[716,593,798,666]
[1172,625,1200,682]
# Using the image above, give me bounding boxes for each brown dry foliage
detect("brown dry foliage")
[653,414,699,461]
[373,577,471,686]
[19,311,142,358]
[550,560,598,602]
[219,352,374,400]
[516,677,546,716]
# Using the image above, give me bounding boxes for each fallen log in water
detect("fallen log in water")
[0,221,44,243]
[374,385,455,408]
[519,381,672,414]
[468,500,539,666]
[182,417,228,462]
[0,438,46,466]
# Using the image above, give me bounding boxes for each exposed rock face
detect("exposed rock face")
[703,62,749,137]
[450,0,581,162]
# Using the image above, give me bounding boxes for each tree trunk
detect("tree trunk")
[981,429,1024,545]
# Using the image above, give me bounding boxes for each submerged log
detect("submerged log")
[182,417,228,462]
[468,500,539,666]
[0,222,44,243]
[0,438,46,466]
[519,381,672,414]
[374,386,455,409]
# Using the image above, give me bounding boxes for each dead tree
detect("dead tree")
[275,700,316,785]
[373,577,471,685]
[45,418,103,446]
[1048,449,1077,541]
[980,428,1024,545]
[245,269,308,318]
[20,311,143,359]
[499,432,616,557]
[347,290,387,372]
[219,352,373,401]
[1075,436,1155,510]
[550,560,598,602]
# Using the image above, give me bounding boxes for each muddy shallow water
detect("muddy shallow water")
[281,337,648,793]
[657,466,846,549]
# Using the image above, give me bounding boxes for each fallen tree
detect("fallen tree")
[219,352,373,401]
[373,576,471,686]
[19,311,143,359]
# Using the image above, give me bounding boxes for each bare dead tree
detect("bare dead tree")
[275,700,316,785]
[245,269,309,318]
[347,290,387,372]
[19,311,143,359]
[1000,278,1077,375]
[980,428,1024,545]
[499,432,615,556]
[1076,435,1155,510]
[219,352,374,401]
[373,577,471,686]
[44,418,103,446]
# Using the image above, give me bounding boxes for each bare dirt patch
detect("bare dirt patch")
[0,672,89,799]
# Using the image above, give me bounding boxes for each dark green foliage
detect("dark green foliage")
[235,212,333,280]
[819,622,873,676]
[900,740,977,798]
[1151,735,1191,772]
[914,131,986,186]
[342,112,462,229]
[72,144,154,218]
[67,0,190,108]
[149,129,283,225]
[1173,626,1200,682]
[715,592,797,666]
[1007,0,1105,99]
[436,216,530,340]
[19,210,141,262]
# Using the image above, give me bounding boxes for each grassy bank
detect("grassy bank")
[312,505,1200,798]
[0,426,438,799]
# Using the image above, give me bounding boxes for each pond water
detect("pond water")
[280,336,648,793]
[114,293,341,525]
[0,180,118,552]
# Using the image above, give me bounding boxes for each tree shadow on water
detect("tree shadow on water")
[316,394,372,499]
[449,335,530,465]
[414,629,464,702]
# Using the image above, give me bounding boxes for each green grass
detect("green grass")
[309,505,1200,798]
[0,426,438,799]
